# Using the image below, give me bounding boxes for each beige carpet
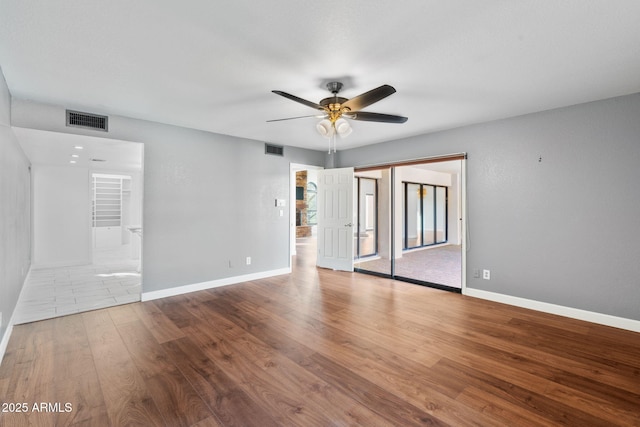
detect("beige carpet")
[356,244,462,289]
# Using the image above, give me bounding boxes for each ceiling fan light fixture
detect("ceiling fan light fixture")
[316,119,334,138]
[335,118,352,137]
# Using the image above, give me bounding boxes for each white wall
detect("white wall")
[32,165,91,267]
[398,167,452,186]
[0,66,30,356]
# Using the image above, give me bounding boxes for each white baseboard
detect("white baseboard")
[464,287,640,333]
[141,268,292,302]
[0,267,32,365]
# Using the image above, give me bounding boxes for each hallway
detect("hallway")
[13,247,140,324]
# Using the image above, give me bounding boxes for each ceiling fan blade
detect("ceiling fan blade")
[267,114,326,122]
[347,111,408,123]
[341,85,396,111]
[272,90,325,110]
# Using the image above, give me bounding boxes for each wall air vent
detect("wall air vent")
[265,143,284,156]
[66,110,109,132]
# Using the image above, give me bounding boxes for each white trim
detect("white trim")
[141,268,291,302]
[460,158,467,293]
[464,287,640,333]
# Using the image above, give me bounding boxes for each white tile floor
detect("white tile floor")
[14,246,141,324]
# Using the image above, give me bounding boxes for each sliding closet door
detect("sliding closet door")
[354,158,464,292]
[396,169,458,290]
[354,169,391,276]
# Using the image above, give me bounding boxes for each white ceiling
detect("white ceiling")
[14,127,142,171]
[2,1,640,152]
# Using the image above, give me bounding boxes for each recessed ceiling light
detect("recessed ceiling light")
[74,145,84,150]
[70,160,77,164]
[71,154,79,158]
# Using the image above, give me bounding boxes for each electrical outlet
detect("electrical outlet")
[246,257,251,265]
[473,269,481,278]
[483,269,491,280]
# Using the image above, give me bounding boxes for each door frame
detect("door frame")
[354,174,379,259]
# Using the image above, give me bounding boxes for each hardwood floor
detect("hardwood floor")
[1,245,639,426]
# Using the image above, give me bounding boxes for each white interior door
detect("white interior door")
[317,167,354,271]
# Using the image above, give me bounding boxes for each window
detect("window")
[403,182,447,249]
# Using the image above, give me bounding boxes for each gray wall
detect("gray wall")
[140,127,320,291]
[11,99,326,293]
[0,67,31,342]
[338,93,640,321]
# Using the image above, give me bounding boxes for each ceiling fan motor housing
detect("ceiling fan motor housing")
[320,82,349,123]
[319,97,348,108]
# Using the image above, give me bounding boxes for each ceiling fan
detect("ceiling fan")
[268,82,408,152]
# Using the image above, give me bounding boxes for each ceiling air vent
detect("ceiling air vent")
[265,144,284,156]
[66,110,108,132]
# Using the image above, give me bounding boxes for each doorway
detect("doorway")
[290,163,323,268]
[12,129,144,324]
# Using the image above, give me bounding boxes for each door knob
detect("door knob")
[344,223,353,227]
